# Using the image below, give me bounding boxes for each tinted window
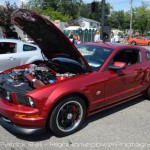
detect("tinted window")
[109,49,141,68]
[0,42,16,54]
[23,44,37,51]
[76,44,113,71]
[146,52,150,60]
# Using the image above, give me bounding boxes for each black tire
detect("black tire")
[144,86,150,100]
[148,43,150,46]
[131,41,136,45]
[48,95,86,137]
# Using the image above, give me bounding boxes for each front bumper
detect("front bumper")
[0,116,45,135]
[0,97,46,135]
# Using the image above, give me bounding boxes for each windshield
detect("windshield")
[76,44,113,71]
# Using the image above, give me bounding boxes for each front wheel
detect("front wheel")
[48,95,86,137]
[131,41,136,45]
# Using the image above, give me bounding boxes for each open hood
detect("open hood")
[11,9,92,71]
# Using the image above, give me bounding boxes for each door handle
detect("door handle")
[8,57,16,60]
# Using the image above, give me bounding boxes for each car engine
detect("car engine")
[0,63,77,92]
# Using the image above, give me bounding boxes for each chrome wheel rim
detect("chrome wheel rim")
[56,101,83,132]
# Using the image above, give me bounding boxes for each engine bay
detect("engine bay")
[0,57,87,92]
[0,64,77,92]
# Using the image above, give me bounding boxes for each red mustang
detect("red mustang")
[0,9,150,137]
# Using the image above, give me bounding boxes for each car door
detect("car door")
[0,42,20,71]
[137,37,145,45]
[0,53,20,71]
[103,48,146,105]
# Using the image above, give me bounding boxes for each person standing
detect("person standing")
[68,32,73,39]
[68,32,73,42]
[76,33,81,44]
[73,34,81,45]
[114,34,120,43]
[94,31,100,42]
[110,31,115,42]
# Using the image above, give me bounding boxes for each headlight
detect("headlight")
[6,91,12,102]
[16,93,36,107]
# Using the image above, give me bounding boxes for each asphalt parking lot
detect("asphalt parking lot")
[0,45,150,150]
[0,97,150,150]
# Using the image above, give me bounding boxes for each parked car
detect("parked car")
[0,39,43,71]
[143,36,150,40]
[1,9,150,137]
[128,36,150,46]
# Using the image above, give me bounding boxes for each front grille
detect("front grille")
[0,88,7,99]
[15,93,29,106]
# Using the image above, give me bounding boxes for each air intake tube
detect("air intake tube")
[25,74,45,88]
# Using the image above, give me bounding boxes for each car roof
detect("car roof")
[0,38,24,43]
[81,42,132,49]
[0,38,38,47]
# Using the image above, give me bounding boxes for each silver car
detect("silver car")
[0,39,43,71]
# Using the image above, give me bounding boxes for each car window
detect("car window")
[107,49,141,70]
[0,42,16,54]
[76,44,113,71]
[144,36,150,40]
[23,44,37,51]
[146,52,150,60]
[137,37,143,40]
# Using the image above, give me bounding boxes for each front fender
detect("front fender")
[27,73,96,121]
[46,82,91,107]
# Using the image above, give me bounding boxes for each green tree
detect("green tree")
[25,0,112,25]
[133,3,150,35]
[103,3,150,35]
[27,0,83,19]
[54,0,82,19]
[24,0,45,9]
[0,1,17,33]
[78,3,90,18]
[37,8,72,22]
[108,10,130,30]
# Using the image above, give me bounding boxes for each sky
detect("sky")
[0,0,150,11]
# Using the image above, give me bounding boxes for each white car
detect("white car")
[0,39,44,71]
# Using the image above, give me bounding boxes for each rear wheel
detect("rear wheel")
[131,41,136,45]
[148,42,150,46]
[48,95,86,137]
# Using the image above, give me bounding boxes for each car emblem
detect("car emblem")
[96,91,101,96]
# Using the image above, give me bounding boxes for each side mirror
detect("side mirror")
[109,61,126,70]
